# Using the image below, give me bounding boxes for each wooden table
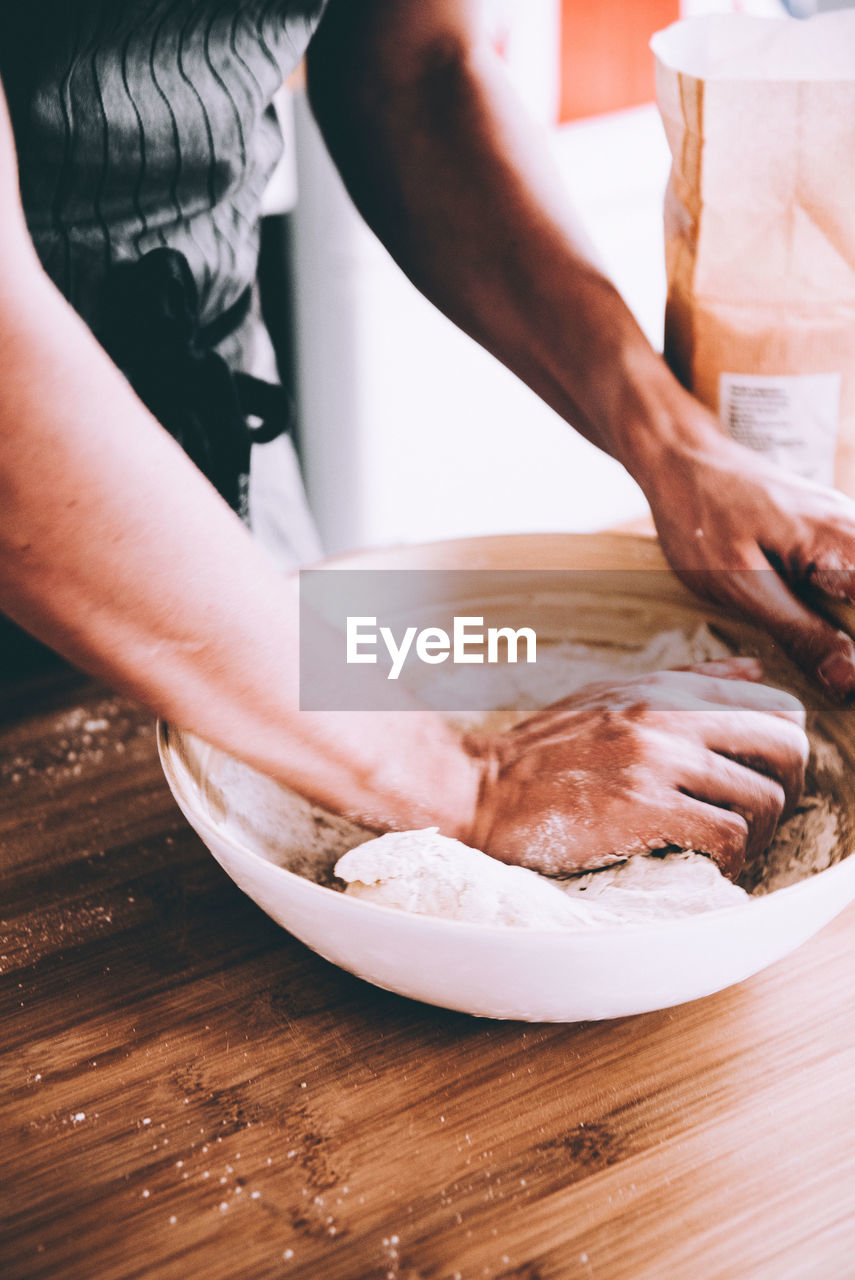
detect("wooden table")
[3,664,855,1280]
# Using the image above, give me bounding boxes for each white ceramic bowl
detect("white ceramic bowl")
[157,533,855,1022]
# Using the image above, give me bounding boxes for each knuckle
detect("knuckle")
[757,776,786,818]
[617,695,656,723]
[721,809,749,844]
[632,723,675,768]
[697,809,749,879]
[784,723,810,767]
[777,689,807,721]
[596,701,652,742]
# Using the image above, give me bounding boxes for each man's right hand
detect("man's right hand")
[467,661,809,880]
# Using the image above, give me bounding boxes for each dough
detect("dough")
[334,828,749,930]
[557,848,749,921]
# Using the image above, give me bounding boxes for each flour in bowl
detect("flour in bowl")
[335,828,749,929]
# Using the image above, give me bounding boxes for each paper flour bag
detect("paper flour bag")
[652,12,855,493]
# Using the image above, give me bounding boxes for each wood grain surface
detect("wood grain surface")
[2,665,855,1280]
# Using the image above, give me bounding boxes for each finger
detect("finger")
[642,795,750,879]
[675,708,808,818]
[646,670,806,726]
[506,671,753,743]
[677,747,786,863]
[685,560,855,701]
[509,673,806,754]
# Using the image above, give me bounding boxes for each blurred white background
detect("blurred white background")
[285,0,788,555]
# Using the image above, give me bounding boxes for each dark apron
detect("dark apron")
[99,248,293,521]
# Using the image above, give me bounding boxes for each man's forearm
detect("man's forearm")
[0,271,480,837]
[306,2,723,491]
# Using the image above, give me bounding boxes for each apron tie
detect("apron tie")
[100,247,293,518]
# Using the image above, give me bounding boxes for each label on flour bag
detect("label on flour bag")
[718,372,841,485]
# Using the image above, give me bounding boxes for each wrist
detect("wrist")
[345,721,486,846]
[603,349,733,498]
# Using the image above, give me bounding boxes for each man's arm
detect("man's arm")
[0,80,481,838]
[306,0,855,698]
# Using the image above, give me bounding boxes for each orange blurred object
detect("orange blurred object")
[559,0,681,122]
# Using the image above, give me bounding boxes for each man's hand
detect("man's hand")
[639,409,855,701]
[467,662,808,880]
